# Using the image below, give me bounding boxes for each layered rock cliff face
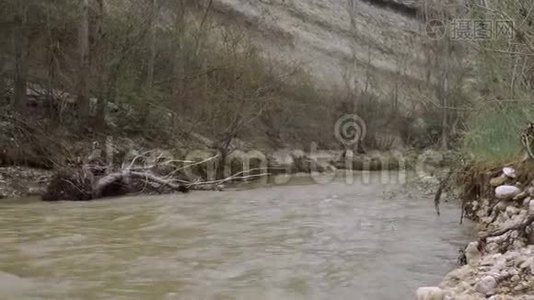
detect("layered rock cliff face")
[211,0,430,105]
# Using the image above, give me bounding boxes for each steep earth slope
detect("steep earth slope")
[211,0,430,105]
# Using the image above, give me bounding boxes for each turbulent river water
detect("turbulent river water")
[0,172,473,299]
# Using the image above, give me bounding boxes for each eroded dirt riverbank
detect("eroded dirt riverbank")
[418,165,534,299]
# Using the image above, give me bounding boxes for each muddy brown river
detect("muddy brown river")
[0,172,472,299]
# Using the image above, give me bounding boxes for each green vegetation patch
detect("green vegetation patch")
[462,102,534,165]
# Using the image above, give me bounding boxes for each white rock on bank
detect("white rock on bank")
[495,185,521,200]
[520,257,534,273]
[524,197,532,209]
[486,242,499,253]
[451,290,483,300]
[490,257,506,273]
[465,241,482,266]
[475,275,497,296]
[503,167,517,178]
[529,199,534,215]
[506,206,520,217]
[416,287,448,300]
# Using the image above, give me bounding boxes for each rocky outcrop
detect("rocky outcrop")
[419,166,534,299]
[210,0,431,104]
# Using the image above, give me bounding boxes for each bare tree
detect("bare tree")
[343,0,366,153]
[45,2,57,120]
[95,0,107,128]
[146,0,157,89]
[172,0,186,98]
[13,1,28,113]
[77,0,91,124]
[439,63,450,150]
[421,1,463,150]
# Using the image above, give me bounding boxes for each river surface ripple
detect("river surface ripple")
[0,172,473,299]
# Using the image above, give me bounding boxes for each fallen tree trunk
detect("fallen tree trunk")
[41,148,272,201]
[42,168,189,201]
[41,160,269,201]
[92,171,131,199]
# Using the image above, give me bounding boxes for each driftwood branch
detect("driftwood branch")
[434,169,453,216]
[187,171,270,187]
[129,171,183,190]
